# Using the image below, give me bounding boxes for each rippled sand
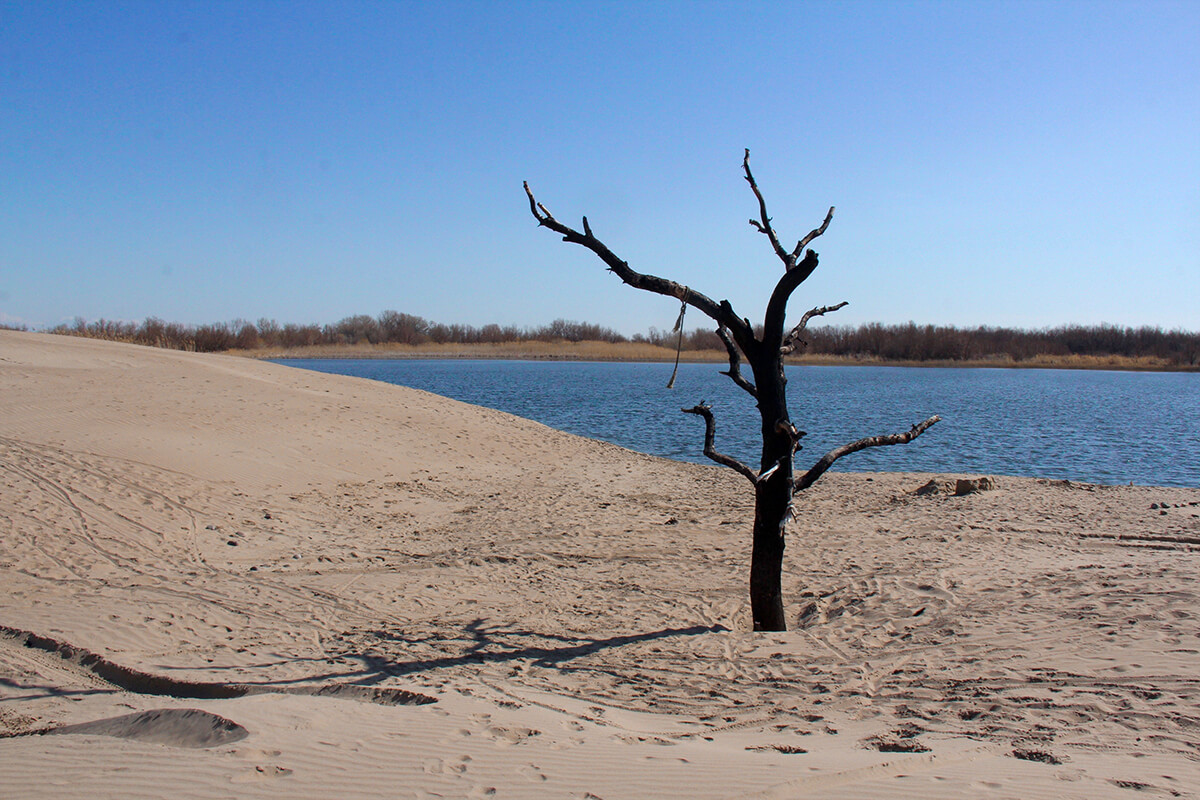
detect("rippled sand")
[2,329,1199,798]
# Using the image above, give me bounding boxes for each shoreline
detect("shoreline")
[229,339,1199,372]
[29,330,1199,370]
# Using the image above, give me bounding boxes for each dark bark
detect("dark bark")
[525,150,939,632]
[795,415,942,492]
[681,404,757,483]
[782,302,849,355]
[523,182,755,354]
[746,344,800,631]
[716,325,757,398]
[750,476,790,631]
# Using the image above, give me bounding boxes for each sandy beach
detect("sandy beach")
[1,328,1199,799]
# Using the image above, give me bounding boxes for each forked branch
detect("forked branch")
[682,403,758,484]
[743,148,834,350]
[793,206,835,262]
[742,148,835,271]
[763,248,820,349]
[794,415,942,493]
[781,301,849,355]
[524,182,754,347]
[743,149,792,268]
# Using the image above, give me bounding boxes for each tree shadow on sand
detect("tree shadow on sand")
[1,620,727,705]
[332,620,729,686]
[174,620,729,689]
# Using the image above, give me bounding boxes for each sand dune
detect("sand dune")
[2,329,1199,798]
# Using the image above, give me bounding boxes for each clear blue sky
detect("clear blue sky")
[2,0,1197,334]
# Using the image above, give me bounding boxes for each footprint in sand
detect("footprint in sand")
[230,765,294,784]
[486,725,541,745]
[518,763,547,782]
[421,753,473,776]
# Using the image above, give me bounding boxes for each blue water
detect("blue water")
[274,359,1200,488]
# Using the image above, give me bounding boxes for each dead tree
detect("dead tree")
[525,150,940,631]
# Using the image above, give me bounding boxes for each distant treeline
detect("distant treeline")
[813,323,1200,365]
[49,313,627,351]
[46,312,1200,366]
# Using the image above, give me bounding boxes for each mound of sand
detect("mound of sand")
[1,329,1198,798]
[45,708,248,748]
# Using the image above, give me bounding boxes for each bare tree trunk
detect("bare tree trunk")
[750,477,790,631]
[747,348,795,630]
[524,150,940,633]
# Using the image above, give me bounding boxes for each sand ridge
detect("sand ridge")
[1,329,1199,798]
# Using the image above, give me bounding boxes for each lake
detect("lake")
[274,359,1200,488]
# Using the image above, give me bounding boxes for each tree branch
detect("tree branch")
[524,182,754,347]
[781,301,849,355]
[762,249,820,351]
[792,206,835,262]
[742,149,793,270]
[794,415,942,493]
[742,150,836,349]
[716,325,757,398]
[682,403,758,484]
